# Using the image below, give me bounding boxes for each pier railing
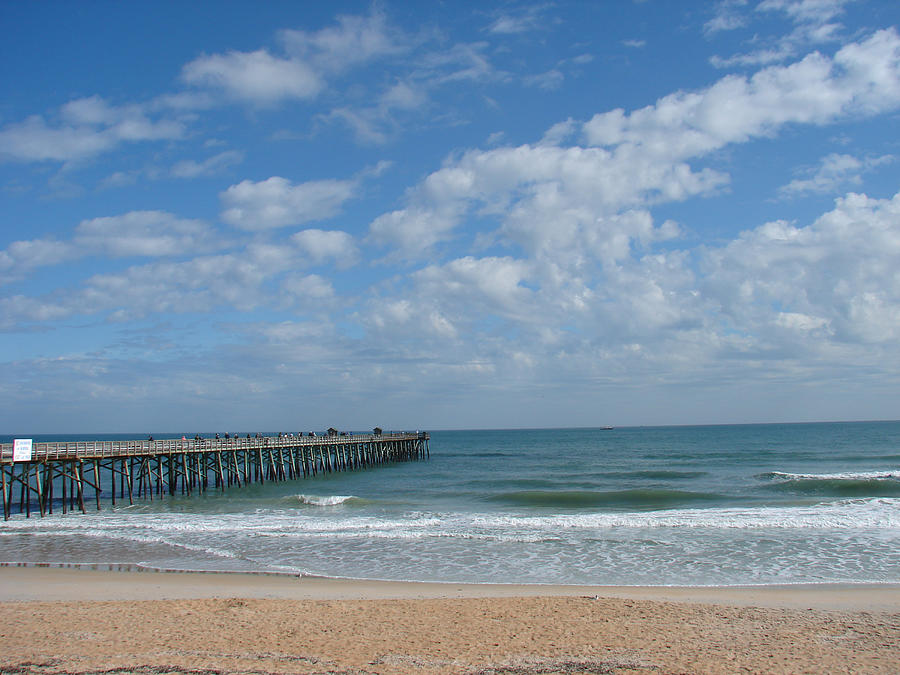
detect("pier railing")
[0,431,429,520]
[1,432,426,462]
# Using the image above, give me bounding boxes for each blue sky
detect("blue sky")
[2,0,900,433]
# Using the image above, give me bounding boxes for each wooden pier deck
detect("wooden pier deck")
[0,431,429,520]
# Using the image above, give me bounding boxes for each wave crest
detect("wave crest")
[758,471,900,497]
[295,495,358,507]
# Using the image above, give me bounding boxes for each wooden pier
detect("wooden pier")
[0,431,429,520]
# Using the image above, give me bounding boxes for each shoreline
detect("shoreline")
[2,566,898,673]
[2,564,900,610]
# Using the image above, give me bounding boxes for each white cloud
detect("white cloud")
[0,96,184,163]
[585,30,900,160]
[418,42,498,84]
[757,0,852,25]
[281,273,336,307]
[367,205,463,259]
[711,0,855,67]
[325,108,390,145]
[280,11,406,73]
[702,190,900,345]
[181,50,322,105]
[704,0,749,35]
[414,256,536,320]
[524,69,564,91]
[487,6,545,35]
[778,152,894,196]
[0,211,218,284]
[99,171,139,189]
[220,176,357,230]
[380,81,428,111]
[539,119,577,146]
[0,232,349,327]
[171,150,243,178]
[291,229,358,268]
[355,29,900,393]
[0,238,73,284]
[362,256,536,343]
[710,44,796,68]
[324,79,429,145]
[180,11,407,109]
[367,143,723,262]
[358,186,900,401]
[73,211,219,257]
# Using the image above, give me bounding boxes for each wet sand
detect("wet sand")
[1,566,898,673]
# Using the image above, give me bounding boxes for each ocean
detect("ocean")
[2,422,899,587]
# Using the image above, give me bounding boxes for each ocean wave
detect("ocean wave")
[486,489,724,510]
[294,495,359,507]
[758,471,900,497]
[3,498,898,548]
[762,470,900,480]
[469,498,900,531]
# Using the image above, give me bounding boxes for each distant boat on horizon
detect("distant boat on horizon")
[600,425,614,430]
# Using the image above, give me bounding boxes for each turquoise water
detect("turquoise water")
[2,422,899,586]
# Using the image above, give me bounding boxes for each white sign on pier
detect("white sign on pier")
[13,438,33,462]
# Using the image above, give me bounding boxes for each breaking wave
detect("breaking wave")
[294,495,360,507]
[758,471,900,497]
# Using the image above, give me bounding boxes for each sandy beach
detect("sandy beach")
[0,567,898,674]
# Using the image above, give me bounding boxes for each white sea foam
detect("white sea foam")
[295,494,357,506]
[765,470,900,480]
[3,498,899,541]
[2,500,899,585]
[463,498,900,532]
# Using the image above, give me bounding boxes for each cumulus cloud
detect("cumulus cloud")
[0,238,73,284]
[355,28,900,391]
[367,143,721,262]
[368,205,464,260]
[291,229,358,268]
[280,273,336,308]
[0,96,184,163]
[0,211,219,284]
[585,29,900,159]
[73,211,220,257]
[181,11,406,109]
[778,152,894,197]
[0,225,363,329]
[367,29,900,266]
[359,184,900,398]
[414,256,536,320]
[181,50,322,105]
[702,190,900,346]
[6,12,900,425]
[0,242,300,327]
[220,176,357,230]
[362,256,536,343]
